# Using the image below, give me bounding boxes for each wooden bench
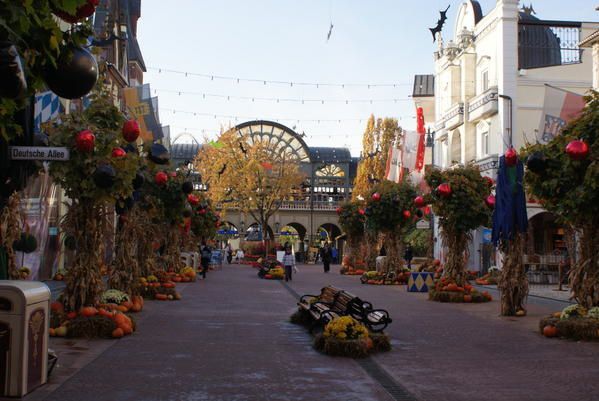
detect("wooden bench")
[298,286,392,333]
[297,285,342,311]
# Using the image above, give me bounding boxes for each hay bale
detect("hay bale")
[314,334,370,358]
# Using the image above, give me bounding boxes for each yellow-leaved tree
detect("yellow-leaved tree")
[352,116,401,269]
[196,130,305,255]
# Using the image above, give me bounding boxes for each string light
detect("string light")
[160,108,373,123]
[153,88,415,104]
[150,66,408,88]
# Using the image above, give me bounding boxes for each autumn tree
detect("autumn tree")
[196,130,305,256]
[352,116,401,268]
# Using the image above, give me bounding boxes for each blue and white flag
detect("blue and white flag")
[34,91,61,132]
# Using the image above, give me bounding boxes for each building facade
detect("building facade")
[415,0,598,274]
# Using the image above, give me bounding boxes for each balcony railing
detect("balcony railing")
[518,20,582,69]
[215,200,341,211]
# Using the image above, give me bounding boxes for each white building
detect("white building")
[413,0,599,274]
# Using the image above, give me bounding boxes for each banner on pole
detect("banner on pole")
[538,84,585,143]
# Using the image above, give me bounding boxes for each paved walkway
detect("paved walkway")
[24,263,599,401]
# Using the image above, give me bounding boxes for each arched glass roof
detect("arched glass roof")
[231,120,311,163]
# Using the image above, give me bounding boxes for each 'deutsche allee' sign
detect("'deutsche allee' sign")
[9,146,70,161]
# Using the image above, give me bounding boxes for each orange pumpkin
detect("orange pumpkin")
[80,306,98,317]
[116,305,128,312]
[543,325,558,338]
[98,308,113,318]
[162,282,175,288]
[49,328,56,336]
[121,301,133,310]
[130,303,142,312]
[112,328,124,338]
[447,283,458,292]
[121,323,133,335]
[463,295,472,303]
[155,293,168,301]
[50,301,64,313]
[172,277,182,283]
[66,311,78,319]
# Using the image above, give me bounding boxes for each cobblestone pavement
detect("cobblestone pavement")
[25,263,599,401]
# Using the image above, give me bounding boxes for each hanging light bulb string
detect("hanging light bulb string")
[148,66,409,88]
[154,88,412,104]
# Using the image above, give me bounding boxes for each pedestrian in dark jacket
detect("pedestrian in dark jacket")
[404,245,413,269]
[321,243,332,273]
[200,242,212,279]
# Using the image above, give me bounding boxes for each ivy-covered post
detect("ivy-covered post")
[524,92,599,308]
[365,180,418,273]
[337,201,366,271]
[424,165,492,287]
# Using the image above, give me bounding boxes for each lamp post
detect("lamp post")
[426,127,436,259]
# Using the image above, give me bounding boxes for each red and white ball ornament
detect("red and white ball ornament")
[414,195,426,208]
[187,194,199,205]
[358,208,366,216]
[372,192,381,201]
[154,171,168,186]
[565,139,589,161]
[75,129,95,153]
[485,194,496,209]
[436,183,452,198]
[111,147,126,158]
[402,210,411,219]
[122,120,140,142]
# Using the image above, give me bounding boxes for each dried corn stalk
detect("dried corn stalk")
[0,193,22,279]
[498,233,529,315]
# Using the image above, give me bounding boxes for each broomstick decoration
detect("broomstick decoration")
[429,5,450,42]
[218,164,227,177]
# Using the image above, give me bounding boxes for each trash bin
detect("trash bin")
[0,281,50,397]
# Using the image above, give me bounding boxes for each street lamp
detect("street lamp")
[425,127,436,259]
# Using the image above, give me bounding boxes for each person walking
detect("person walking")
[331,245,338,264]
[235,248,244,264]
[225,243,233,264]
[404,244,414,270]
[200,241,212,279]
[321,243,332,273]
[282,246,295,282]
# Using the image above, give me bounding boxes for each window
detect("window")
[481,70,489,92]
[482,131,489,156]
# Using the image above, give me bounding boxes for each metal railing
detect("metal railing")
[215,200,341,211]
[518,20,582,69]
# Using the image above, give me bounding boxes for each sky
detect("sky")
[137,0,597,156]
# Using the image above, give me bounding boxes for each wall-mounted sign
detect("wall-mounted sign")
[416,219,430,230]
[9,146,69,161]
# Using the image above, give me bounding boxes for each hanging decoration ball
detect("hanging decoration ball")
[402,210,411,219]
[416,209,424,219]
[187,194,200,205]
[372,192,381,201]
[154,171,168,186]
[526,151,547,174]
[504,147,518,167]
[111,147,126,158]
[93,164,116,189]
[436,183,452,198]
[52,0,100,23]
[148,143,170,165]
[414,195,426,208]
[43,46,98,99]
[198,208,207,215]
[336,207,342,214]
[75,130,95,152]
[182,181,194,194]
[485,194,496,209]
[132,171,144,190]
[358,208,366,216]
[122,120,140,142]
[169,171,177,178]
[565,139,589,161]
[483,176,495,188]
[124,143,138,154]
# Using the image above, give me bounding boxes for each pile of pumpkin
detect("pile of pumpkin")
[140,274,182,301]
[340,268,366,276]
[540,304,599,341]
[49,301,136,339]
[259,266,285,280]
[360,270,410,285]
[474,267,500,285]
[429,278,493,303]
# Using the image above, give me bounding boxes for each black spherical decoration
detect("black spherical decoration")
[182,181,193,194]
[526,152,547,175]
[416,209,424,219]
[132,171,144,190]
[93,164,116,189]
[124,143,138,154]
[43,46,98,99]
[148,143,170,165]
[33,133,49,147]
[182,209,192,218]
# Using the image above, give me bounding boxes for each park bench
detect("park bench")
[298,286,392,333]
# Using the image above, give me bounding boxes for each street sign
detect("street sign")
[9,146,70,161]
[416,219,429,230]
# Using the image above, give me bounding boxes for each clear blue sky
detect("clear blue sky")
[138,0,596,155]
